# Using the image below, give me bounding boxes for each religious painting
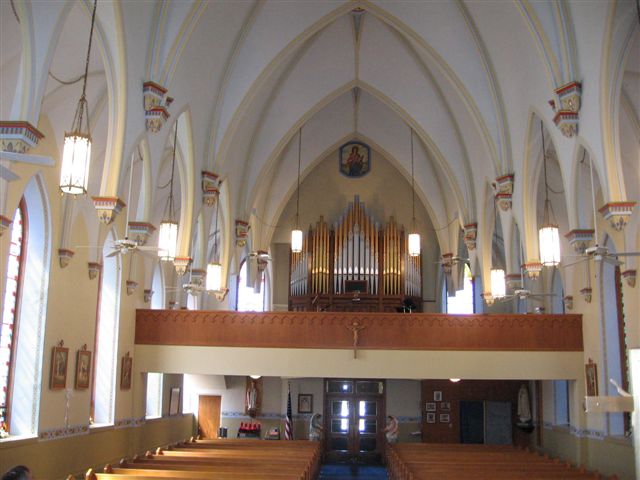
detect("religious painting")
[440,402,451,412]
[169,387,181,415]
[298,394,313,414]
[120,353,132,390]
[426,413,436,424]
[433,391,442,402]
[75,349,92,390]
[585,359,598,396]
[425,402,436,412]
[339,141,370,178]
[50,346,69,390]
[439,414,450,423]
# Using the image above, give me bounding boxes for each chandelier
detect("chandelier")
[206,189,223,292]
[59,0,98,195]
[408,129,420,257]
[490,196,505,299]
[291,127,303,253]
[538,121,561,267]
[158,120,179,261]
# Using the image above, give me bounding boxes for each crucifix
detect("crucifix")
[346,321,367,359]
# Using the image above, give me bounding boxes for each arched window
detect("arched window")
[92,231,121,425]
[237,260,265,312]
[446,264,474,314]
[1,201,26,429]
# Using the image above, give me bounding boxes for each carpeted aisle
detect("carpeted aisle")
[318,464,389,479]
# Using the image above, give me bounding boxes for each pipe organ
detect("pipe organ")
[289,196,422,312]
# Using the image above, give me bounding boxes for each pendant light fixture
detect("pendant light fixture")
[59,0,98,195]
[158,120,179,261]
[206,190,223,292]
[291,127,303,253]
[490,196,506,299]
[538,121,561,266]
[408,129,421,257]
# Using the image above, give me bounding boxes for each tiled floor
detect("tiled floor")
[318,464,389,479]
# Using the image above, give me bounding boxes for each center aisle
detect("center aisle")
[319,464,389,479]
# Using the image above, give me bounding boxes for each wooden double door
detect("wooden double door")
[324,379,385,464]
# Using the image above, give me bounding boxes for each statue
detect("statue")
[308,413,323,441]
[383,415,399,444]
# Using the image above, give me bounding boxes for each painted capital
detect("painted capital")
[553,111,578,138]
[202,171,221,207]
[143,81,171,133]
[173,257,191,276]
[126,280,138,296]
[523,262,543,280]
[563,295,573,311]
[494,174,514,211]
[88,262,102,280]
[190,268,206,287]
[555,81,582,113]
[440,253,454,275]
[255,252,269,273]
[58,249,75,269]
[0,121,44,153]
[127,222,156,246]
[143,289,154,303]
[213,287,229,302]
[235,219,250,247]
[580,287,592,304]
[92,197,126,225]
[622,270,636,288]
[0,215,12,236]
[598,202,636,231]
[463,223,477,251]
[564,229,594,254]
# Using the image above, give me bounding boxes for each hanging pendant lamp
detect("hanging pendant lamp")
[158,120,179,261]
[490,196,505,299]
[538,121,561,266]
[206,190,223,292]
[291,127,303,253]
[59,0,98,195]
[408,129,421,257]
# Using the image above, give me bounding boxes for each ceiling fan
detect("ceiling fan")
[77,148,159,258]
[494,288,555,304]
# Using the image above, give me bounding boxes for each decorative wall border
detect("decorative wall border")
[39,424,89,441]
[541,420,606,440]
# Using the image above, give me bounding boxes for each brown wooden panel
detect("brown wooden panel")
[198,395,221,439]
[135,310,583,352]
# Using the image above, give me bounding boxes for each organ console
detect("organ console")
[289,196,422,312]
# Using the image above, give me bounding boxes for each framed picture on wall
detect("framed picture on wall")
[120,352,132,390]
[50,345,69,389]
[440,402,450,412]
[425,402,436,412]
[75,348,92,390]
[439,413,450,423]
[298,394,313,414]
[585,359,598,396]
[169,387,181,415]
[426,413,436,423]
[433,391,442,402]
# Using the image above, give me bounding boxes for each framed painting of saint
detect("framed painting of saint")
[75,348,92,389]
[339,141,370,178]
[50,345,69,389]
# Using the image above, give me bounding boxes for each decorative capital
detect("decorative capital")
[127,222,156,246]
[494,174,514,211]
[564,229,594,254]
[0,215,12,236]
[235,220,250,247]
[143,81,171,133]
[202,171,221,207]
[88,262,102,280]
[126,280,138,296]
[190,268,206,286]
[563,295,573,311]
[0,121,44,153]
[143,289,154,303]
[92,197,126,225]
[553,110,578,138]
[58,248,75,269]
[523,262,543,279]
[505,273,522,291]
[255,251,269,272]
[580,287,592,303]
[463,223,477,251]
[621,270,636,288]
[481,292,494,306]
[213,287,229,302]
[598,202,636,231]
[555,81,581,113]
[173,257,191,276]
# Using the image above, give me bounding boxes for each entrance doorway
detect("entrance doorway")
[198,395,221,439]
[324,379,385,464]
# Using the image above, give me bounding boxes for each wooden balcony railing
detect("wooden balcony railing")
[135,310,582,352]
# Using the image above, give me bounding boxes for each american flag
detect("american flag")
[284,384,293,440]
